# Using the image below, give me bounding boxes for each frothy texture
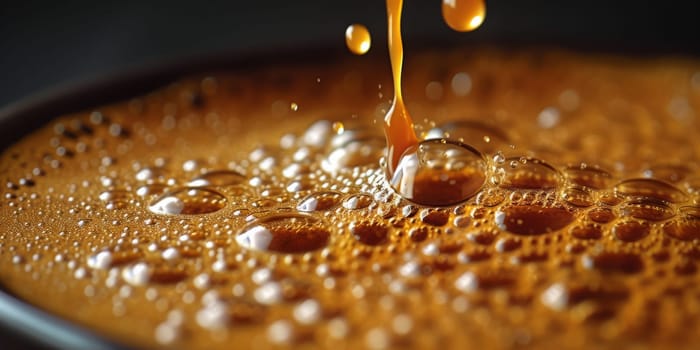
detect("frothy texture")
[1,48,700,349]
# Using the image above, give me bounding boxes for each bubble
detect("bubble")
[454,269,514,292]
[236,214,330,253]
[663,218,700,241]
[561,186,594,207]
[499,157,560,190]
[389,139,486,206]
[303,120,333,148]
[425,120,510,154]
[614,178,688,203]
[569,224,602,240]
[420,209,450,227]
[135,167,162,182]
[187,170,246,187]
[475,188,506,207]
[563,165,613,190]
[495,205,574,235]
[351,221,388,246]
[644,164,693,183]
[587,207,616,223]
[297,191,343,212]
[322,137,385,173]
[98,190,130,210]
[148,188,227,215]
[342,193,374,210]
[582,252,644,274]
[612,221,650,242]
[136,184,168,197]
[495,237,521,252]
[619,198,675,221]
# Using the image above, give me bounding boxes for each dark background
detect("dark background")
[1,0,700,348]
[2,0,700,109]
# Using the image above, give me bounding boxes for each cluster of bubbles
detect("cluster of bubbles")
[1,51,700,349]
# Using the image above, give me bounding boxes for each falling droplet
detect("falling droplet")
[441,0,486,32]
[345,24,372,55]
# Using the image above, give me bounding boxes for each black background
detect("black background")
[2,0,700,109]
[1,0,700,348]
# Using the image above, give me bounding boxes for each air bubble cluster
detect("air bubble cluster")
[1,48,699,349]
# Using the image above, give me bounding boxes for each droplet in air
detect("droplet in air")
[441,0,486,32]
[345,24,372,55]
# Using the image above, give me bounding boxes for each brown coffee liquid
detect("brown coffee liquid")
[1,4,700,350]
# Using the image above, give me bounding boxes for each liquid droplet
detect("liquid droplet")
[148,188,227,215]
[345,24,372,55]
[236,214,330,253]
[441,0,486,32]
[390,139,486,206]
[495,205,574,235]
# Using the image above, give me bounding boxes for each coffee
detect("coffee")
[1,3,699,350]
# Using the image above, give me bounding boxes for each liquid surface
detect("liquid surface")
[1,48,700,349]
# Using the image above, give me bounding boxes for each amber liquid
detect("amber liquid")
[1,2,700,350]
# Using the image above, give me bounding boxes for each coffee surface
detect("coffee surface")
[1,48,700,349]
